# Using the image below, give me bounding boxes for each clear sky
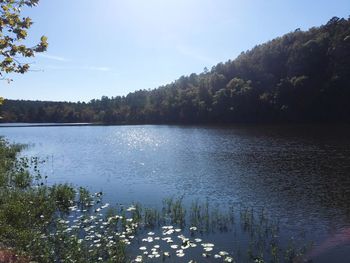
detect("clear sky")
[2,0,349,102]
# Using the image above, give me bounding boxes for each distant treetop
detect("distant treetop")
[1,16,350,124]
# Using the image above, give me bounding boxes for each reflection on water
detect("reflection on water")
[0,124,350,262]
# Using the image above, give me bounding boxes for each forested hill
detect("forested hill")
[2,16,350,124]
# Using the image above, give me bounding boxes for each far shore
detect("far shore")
[0,123,95,128]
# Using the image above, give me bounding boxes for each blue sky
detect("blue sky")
[2,0,350,102]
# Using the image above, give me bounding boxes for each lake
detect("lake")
[1,124,350,262]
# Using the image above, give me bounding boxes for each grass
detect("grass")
[0,138,311,262]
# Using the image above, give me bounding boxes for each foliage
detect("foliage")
[1,16,350,123]
[0,0,48,103]
[0,138,129,262]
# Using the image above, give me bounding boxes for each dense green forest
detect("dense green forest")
[2,16,350,124]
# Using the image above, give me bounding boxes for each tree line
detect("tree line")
[2,16,350,124]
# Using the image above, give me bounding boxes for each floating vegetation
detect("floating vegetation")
[1,185,311,262]
[0,138,312,262]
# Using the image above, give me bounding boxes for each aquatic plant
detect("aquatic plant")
[0,138,312,262]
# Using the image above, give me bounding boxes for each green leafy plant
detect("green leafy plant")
[0,0,48,102]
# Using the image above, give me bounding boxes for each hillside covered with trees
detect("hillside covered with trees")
[2,16,350,124]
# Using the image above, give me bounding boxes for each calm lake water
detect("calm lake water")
[1,124,350,262]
